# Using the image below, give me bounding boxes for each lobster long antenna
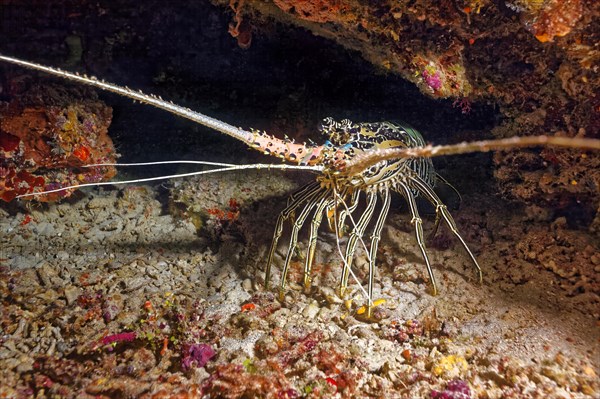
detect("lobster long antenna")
[84,160,239,168]
[343,135,600,176]
[0,54,255,146]
[17,163,323,199]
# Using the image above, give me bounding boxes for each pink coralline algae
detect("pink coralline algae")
[412,54,472,98]
[182,343,215,370]
[452,98,472,115]
[431,379,472,399]
[101,332,137,346]
[423,69,443,91]
[382,319,424,343]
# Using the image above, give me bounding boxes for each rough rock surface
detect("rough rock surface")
[1,177,598,398]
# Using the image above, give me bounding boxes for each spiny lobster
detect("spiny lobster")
[1,54,599,319]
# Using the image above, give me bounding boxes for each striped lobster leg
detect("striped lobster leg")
[408,174,483,284]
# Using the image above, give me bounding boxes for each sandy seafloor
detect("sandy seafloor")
[0,168,598,398]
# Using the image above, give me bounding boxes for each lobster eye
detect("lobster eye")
[340,119,353,128]
[320,117,335,129]
[320,117,339,134]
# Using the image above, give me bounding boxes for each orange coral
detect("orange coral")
[228,0,253,49]
[273,0,351,23]
[531,0,583,42]
[0,82,117,202]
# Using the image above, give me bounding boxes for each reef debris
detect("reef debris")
[0,78,116,202]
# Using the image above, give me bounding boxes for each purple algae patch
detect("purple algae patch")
[423,69,443,91]
[101,331,136,346]
[431,379,472,399]
[182,343,215,370]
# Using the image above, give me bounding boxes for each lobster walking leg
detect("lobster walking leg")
[397,182,438,296]
[265,181,322,289]
[303,196,330,288]
[334,189,361,235]
[409,175,483,283]
[365,188,392,318]
[280,190,329,299]
[339,191,378,297]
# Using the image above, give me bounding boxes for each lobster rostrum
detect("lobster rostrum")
[2,54,599,319]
